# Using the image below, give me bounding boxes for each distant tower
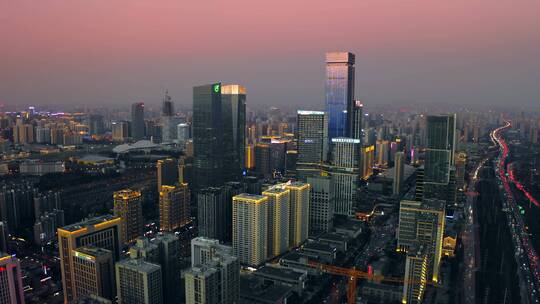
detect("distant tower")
[162,90,174,117]
[350,101,363,140]
[325,52,355,140]
[131,102,145,140]
[0,253,25,304]
[393,152,405,196]
[113,190,144,244]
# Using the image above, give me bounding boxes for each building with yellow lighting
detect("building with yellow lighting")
[285,182,311,248]
[159,184,190,232]
[72,246,115,301]
[232,194,268,266]
[0,253,24,304]
[402,244,428,304]
[113,189,144,244]
[262,187,290,258]
[58,215,121,303]
[397,199,445,283]
[360,145,375,179]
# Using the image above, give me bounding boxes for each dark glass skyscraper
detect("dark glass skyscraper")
[222,85,246,182]
[131,102,145,140]
[350,100,363,140]
[193,83,224,188]
[424,114,456,184]
[297,110,328,164]
[325,52,355,140]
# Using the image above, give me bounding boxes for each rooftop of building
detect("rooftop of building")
[254,266,306,281]
[233,193,267,202]
[74,246,112,257]
[240,276,293,303]
[77,154,114,164]
[318,232,349,242]
[59,214,119,233]
[116,258,161,272]
[302,242,337,253]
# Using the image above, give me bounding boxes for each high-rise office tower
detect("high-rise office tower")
[393,152,405,196]
[159,184,190,232]
[130,234,182,304]
[422,114,457,210]
[360,145,375,180]
[221,84,246,182]
[189,237,240,304]
[397,199,445,283]
[131,102,145,140]
[285,182,310,248]
[0,253,24,304]
[330,138,360,216]
[325,52,355,140]
[193,83,224,188]
[350,100,363,140]
[58,215,121,303]
[0,221,8,253]
[296,110,328,178]
[232,194,268,266]
[115,259,163,304]
[157,158,179,191]
[402,244,428,304]
[197,187,226,241]
[113,190,144,244]
[262,186,290,258]
[307,176,334,236]
[424,114,456,185]
[72,246,115,301]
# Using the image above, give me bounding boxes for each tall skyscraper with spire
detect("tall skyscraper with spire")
[325,52,355,140]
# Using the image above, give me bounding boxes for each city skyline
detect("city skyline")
[1,1,540,110]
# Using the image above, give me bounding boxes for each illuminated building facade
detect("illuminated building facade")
[113,189,143,244]
[360,145,375,179]
[232,194,268,266]
[285,182,311,247]
[402,244,428,304]
[397,199,445,283]
[115,258,163,304]
[72,246,115,301]
[330,138,360,216]
[58,215,121,303]
[0,253,24,304]
[159,184,190,232]
[262,187,290,258]
[325,52,355,140]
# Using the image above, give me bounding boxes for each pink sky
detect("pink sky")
[1,0,539,109]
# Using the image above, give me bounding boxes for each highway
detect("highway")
[491,121,540,303]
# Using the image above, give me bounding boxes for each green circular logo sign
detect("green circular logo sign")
[213,84,220,93]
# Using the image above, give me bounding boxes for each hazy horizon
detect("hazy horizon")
[2,0,540,110]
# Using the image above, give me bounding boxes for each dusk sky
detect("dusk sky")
[1,0,540,110]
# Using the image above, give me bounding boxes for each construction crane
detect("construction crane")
[308,260,429,304]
